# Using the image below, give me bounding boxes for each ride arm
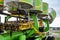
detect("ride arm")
[43,19,49,32]
[27,14,39,37]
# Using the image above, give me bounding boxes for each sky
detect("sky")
[43,0,60,27]
[0,0,60,27]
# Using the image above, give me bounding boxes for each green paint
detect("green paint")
[5,36,11,40]
[35,0,42,10]
[19,35,26,40]
[12,7,17,11]
[35,0,42,6]
[31,14,39,30]
[44,19,49,32]
[0,33,11,40]
[50,9,56,20]
[27,14,39,37]
[27,30,35,37]
[0,32,23,40]
[0,2,4,5]
[5,16,11,22]
[43,2,48,15]
[0,35,4,40]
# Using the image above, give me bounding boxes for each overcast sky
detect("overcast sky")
[0,0,60,27]
[43,0,60,27]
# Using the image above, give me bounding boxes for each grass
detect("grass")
[55,37,60,40]
[55,32,60,40]
[55,32,60,34]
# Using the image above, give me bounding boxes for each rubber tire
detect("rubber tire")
[47,36,55,40]
[26,37,35,40]
[42,37,46,40]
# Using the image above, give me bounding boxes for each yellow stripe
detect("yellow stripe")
[10,14,19,16]
[43,10,48,15]
[10,14,25,17]
[33,26,47,38]
[32,26,42,35]
[43,10,48,13]
[35,5,42,10]
[20,0,32,5]
[35,5,42,9]
[0,0,4,2]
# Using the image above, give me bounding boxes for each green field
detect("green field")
[55,32,60,40]
[55,37,60,40]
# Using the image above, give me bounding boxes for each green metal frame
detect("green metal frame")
[43,2,48,15]
[44,19,49,32]
[50,8,56,20]
[5,16,11,22]
[27,14,39,37]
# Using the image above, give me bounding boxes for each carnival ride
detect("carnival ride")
[0,0,56,40]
